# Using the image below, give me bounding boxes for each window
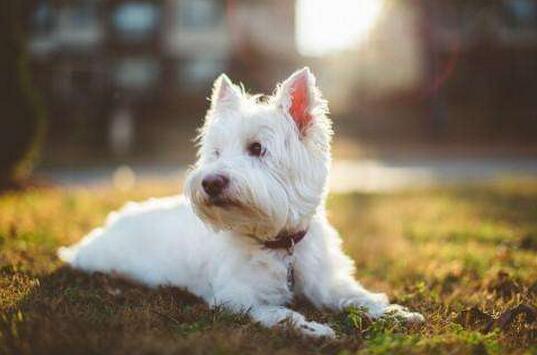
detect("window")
[504,0,537,29]
[60,2,99,29]
[115,57,159,90]
[179,0,222,30]
[32,2,55,34]
[114,2,160,41]
[178,58,225,90]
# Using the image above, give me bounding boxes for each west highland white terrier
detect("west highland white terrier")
[59,68,424,337]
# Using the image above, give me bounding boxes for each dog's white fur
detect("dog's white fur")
[58,68,423,338]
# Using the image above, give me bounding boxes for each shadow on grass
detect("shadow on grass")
[0,267,355,355]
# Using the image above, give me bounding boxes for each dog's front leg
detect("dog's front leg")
[249,305,335,338]
[296,225,424,323]
[209,279,335,338]
[308,274,423,323]
[300,257,424,322]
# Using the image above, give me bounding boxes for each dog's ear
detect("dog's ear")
[275,67,325,134]
[210,73,241,111]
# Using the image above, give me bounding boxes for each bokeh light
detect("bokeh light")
[296,0,384,56]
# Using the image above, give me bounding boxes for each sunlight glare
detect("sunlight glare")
[296,0,384,57]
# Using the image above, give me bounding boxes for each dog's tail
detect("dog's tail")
[56,227,103,266]
[57,245,77,264]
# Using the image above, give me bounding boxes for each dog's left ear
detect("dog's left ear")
[275,67,325,134]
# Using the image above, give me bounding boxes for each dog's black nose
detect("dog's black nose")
[202,174,229,197]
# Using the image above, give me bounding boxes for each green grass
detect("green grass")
[1,180,536,354]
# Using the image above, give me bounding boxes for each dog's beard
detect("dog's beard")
[187,180,289,240]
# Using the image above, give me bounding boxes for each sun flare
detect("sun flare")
[296,0,384,57]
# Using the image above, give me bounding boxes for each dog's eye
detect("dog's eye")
[247,142,264,157]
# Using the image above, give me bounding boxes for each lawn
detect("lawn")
[1,180,536,354]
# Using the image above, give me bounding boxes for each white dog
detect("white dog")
[59,68,423,337]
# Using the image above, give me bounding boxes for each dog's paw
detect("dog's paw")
[298,321,336,338]
[383,304,425,324]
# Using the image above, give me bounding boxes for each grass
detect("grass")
[1,180,536,354]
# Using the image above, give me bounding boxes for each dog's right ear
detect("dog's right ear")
[210,74,241,112]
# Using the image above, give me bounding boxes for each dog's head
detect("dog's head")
[185,68,332,240]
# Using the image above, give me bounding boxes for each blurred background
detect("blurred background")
[2,0,537,191]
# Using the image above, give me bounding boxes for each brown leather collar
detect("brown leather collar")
[263,230,307,251]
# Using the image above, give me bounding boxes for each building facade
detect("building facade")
[27,0,298,159]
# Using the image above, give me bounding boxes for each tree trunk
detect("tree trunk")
[0,0,46,187]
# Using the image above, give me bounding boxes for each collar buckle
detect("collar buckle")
[286,236,295,255]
